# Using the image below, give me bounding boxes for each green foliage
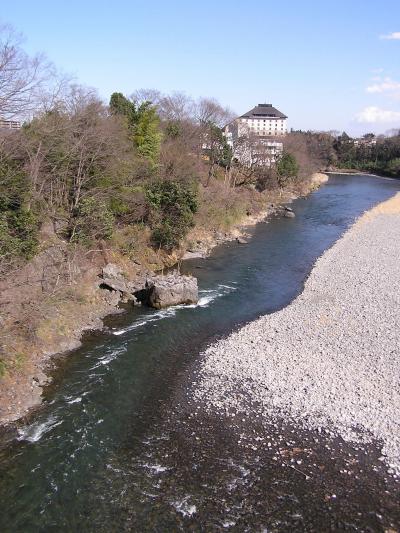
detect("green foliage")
[0,216,19,258]
[277,152,299,186]
[0,157,26,211]
[71,197,114,244]
[204,123,232,168]
[165,120,181,138]
[109,92,137,124]
[135,103,162,164]
[109,196,131,216]
[0,358,6,378]
[218,135,233,169]
[0,352,27,378]
[146,180,198,213]
[146,180,198,249]
[0,153,39,261]
[331,133,400,176]
[108,186,147,223]
[109,92,162,165]
[12,210,38,257]
[0,210,39,260]
[387,158,400,176]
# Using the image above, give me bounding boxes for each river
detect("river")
[1,174,399,531]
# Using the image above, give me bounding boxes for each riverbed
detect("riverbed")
[1,174,399,531]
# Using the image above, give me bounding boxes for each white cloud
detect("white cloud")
[366,77,400,93]
[356,106,400,123]
[380,32,400,40]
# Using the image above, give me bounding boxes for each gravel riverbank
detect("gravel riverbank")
[193,192,400,475]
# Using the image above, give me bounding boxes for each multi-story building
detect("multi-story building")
[224,104,288,166]
[237,103,287,137]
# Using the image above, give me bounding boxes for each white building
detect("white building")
[0,119,22,130]
[224,103,288,166]
[236,103,287,137]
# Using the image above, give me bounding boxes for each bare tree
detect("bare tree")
[157,91,195,122]
[0,25,52,120]
[194,97,234,128]
[11,86,134,231]
[284,132,332,177]
[130,88,162,107]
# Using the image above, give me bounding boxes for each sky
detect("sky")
[2,0,400,135]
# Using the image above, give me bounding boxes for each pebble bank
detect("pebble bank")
[193,192,400,475]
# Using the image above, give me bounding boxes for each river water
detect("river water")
[1,174,399,532]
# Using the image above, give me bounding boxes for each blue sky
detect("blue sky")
[2,0,400,135]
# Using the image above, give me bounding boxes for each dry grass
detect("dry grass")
[195,182,267,232]
[0,171,329,423]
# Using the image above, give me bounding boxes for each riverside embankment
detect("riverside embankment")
[194,192,400,475]
[0,173,327,425]
[1,173,399,532]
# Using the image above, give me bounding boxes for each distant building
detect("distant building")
[237,103,287,137]
[0,119,22,130]
[224,103,288,166]
[353,135,377,147]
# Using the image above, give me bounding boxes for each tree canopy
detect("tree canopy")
[109,92,161,165]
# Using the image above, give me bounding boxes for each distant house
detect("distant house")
[353,135,377,147]
[224,103,288,166]
[0,119,22,130]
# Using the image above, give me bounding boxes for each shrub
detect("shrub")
[387,158,400,177]
[71,197,114,244]
[0,153,39,262]
[108,187,147,223]
[146,180,198,249]
[277,152,299,187]
[0,209,39,261]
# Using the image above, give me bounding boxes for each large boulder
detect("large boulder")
[135,273,198,309]
[284,210,295,218]
[99,263,137,302]
[182,249,207,260]
[283,206,295,218]
[100,263,128,292]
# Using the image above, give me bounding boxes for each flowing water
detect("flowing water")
[1,174,399,532]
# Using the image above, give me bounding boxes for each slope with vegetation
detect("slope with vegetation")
[289,129,400,178]
[0,27,329,422]
[332,131,400,176]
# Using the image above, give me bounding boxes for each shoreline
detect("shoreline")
[325,169,399,181]
[193,191,400,475]
[0,173,329,426]
[182,172,329,258]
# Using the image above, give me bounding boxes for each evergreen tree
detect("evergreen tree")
[109,92,161,165]
[277,152,299,187]
[135,102,162,164]
[109,92,137,125]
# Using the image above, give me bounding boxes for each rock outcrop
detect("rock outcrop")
[283,206,296,218]
[311,172,329,187]
[182,250,207,260]
[134,273,198,309]
[99,263,139,302]
[99,264,198,309]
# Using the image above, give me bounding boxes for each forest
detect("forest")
[1,25,399,275]
[0,28,326,273]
